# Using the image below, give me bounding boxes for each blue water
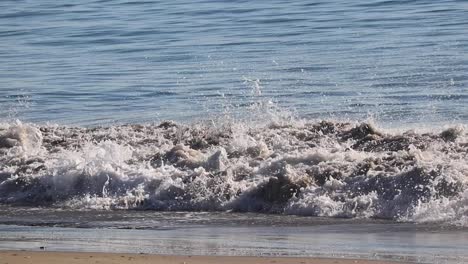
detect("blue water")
[1,0,467,126]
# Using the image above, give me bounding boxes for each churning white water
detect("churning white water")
[1,115,466,226]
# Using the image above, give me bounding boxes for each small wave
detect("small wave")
[0,119,467,226]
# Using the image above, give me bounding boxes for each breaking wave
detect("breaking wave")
[0,118,467,226]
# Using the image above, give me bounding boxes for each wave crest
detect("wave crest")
[0,120,467,225]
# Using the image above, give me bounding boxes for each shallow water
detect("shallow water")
[0,210,467,263]
[1,0,467,125]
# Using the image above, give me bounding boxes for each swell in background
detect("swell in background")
[0,0,467,126]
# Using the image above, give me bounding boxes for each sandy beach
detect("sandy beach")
[0,251,410,264]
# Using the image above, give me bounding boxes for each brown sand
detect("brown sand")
[0,251,410,264]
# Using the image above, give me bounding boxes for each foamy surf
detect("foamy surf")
[0,119,467,226]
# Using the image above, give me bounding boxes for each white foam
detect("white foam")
[0,118,466,226]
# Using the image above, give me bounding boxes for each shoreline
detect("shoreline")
[0,251,411,264]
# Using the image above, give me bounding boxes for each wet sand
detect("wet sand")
[0,251,409,264]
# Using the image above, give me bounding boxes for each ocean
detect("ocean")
[1,0,467,263]
[1,0,467,125]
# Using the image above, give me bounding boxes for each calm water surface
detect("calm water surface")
[1,0,467,126]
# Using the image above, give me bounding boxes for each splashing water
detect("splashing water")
[0,116,467,226]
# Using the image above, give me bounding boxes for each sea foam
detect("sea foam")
[0,119,466,226]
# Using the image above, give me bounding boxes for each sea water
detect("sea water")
[1,0,467,263]
[0,0,467,126]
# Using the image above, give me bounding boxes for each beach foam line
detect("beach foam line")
[0,120,467,225]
